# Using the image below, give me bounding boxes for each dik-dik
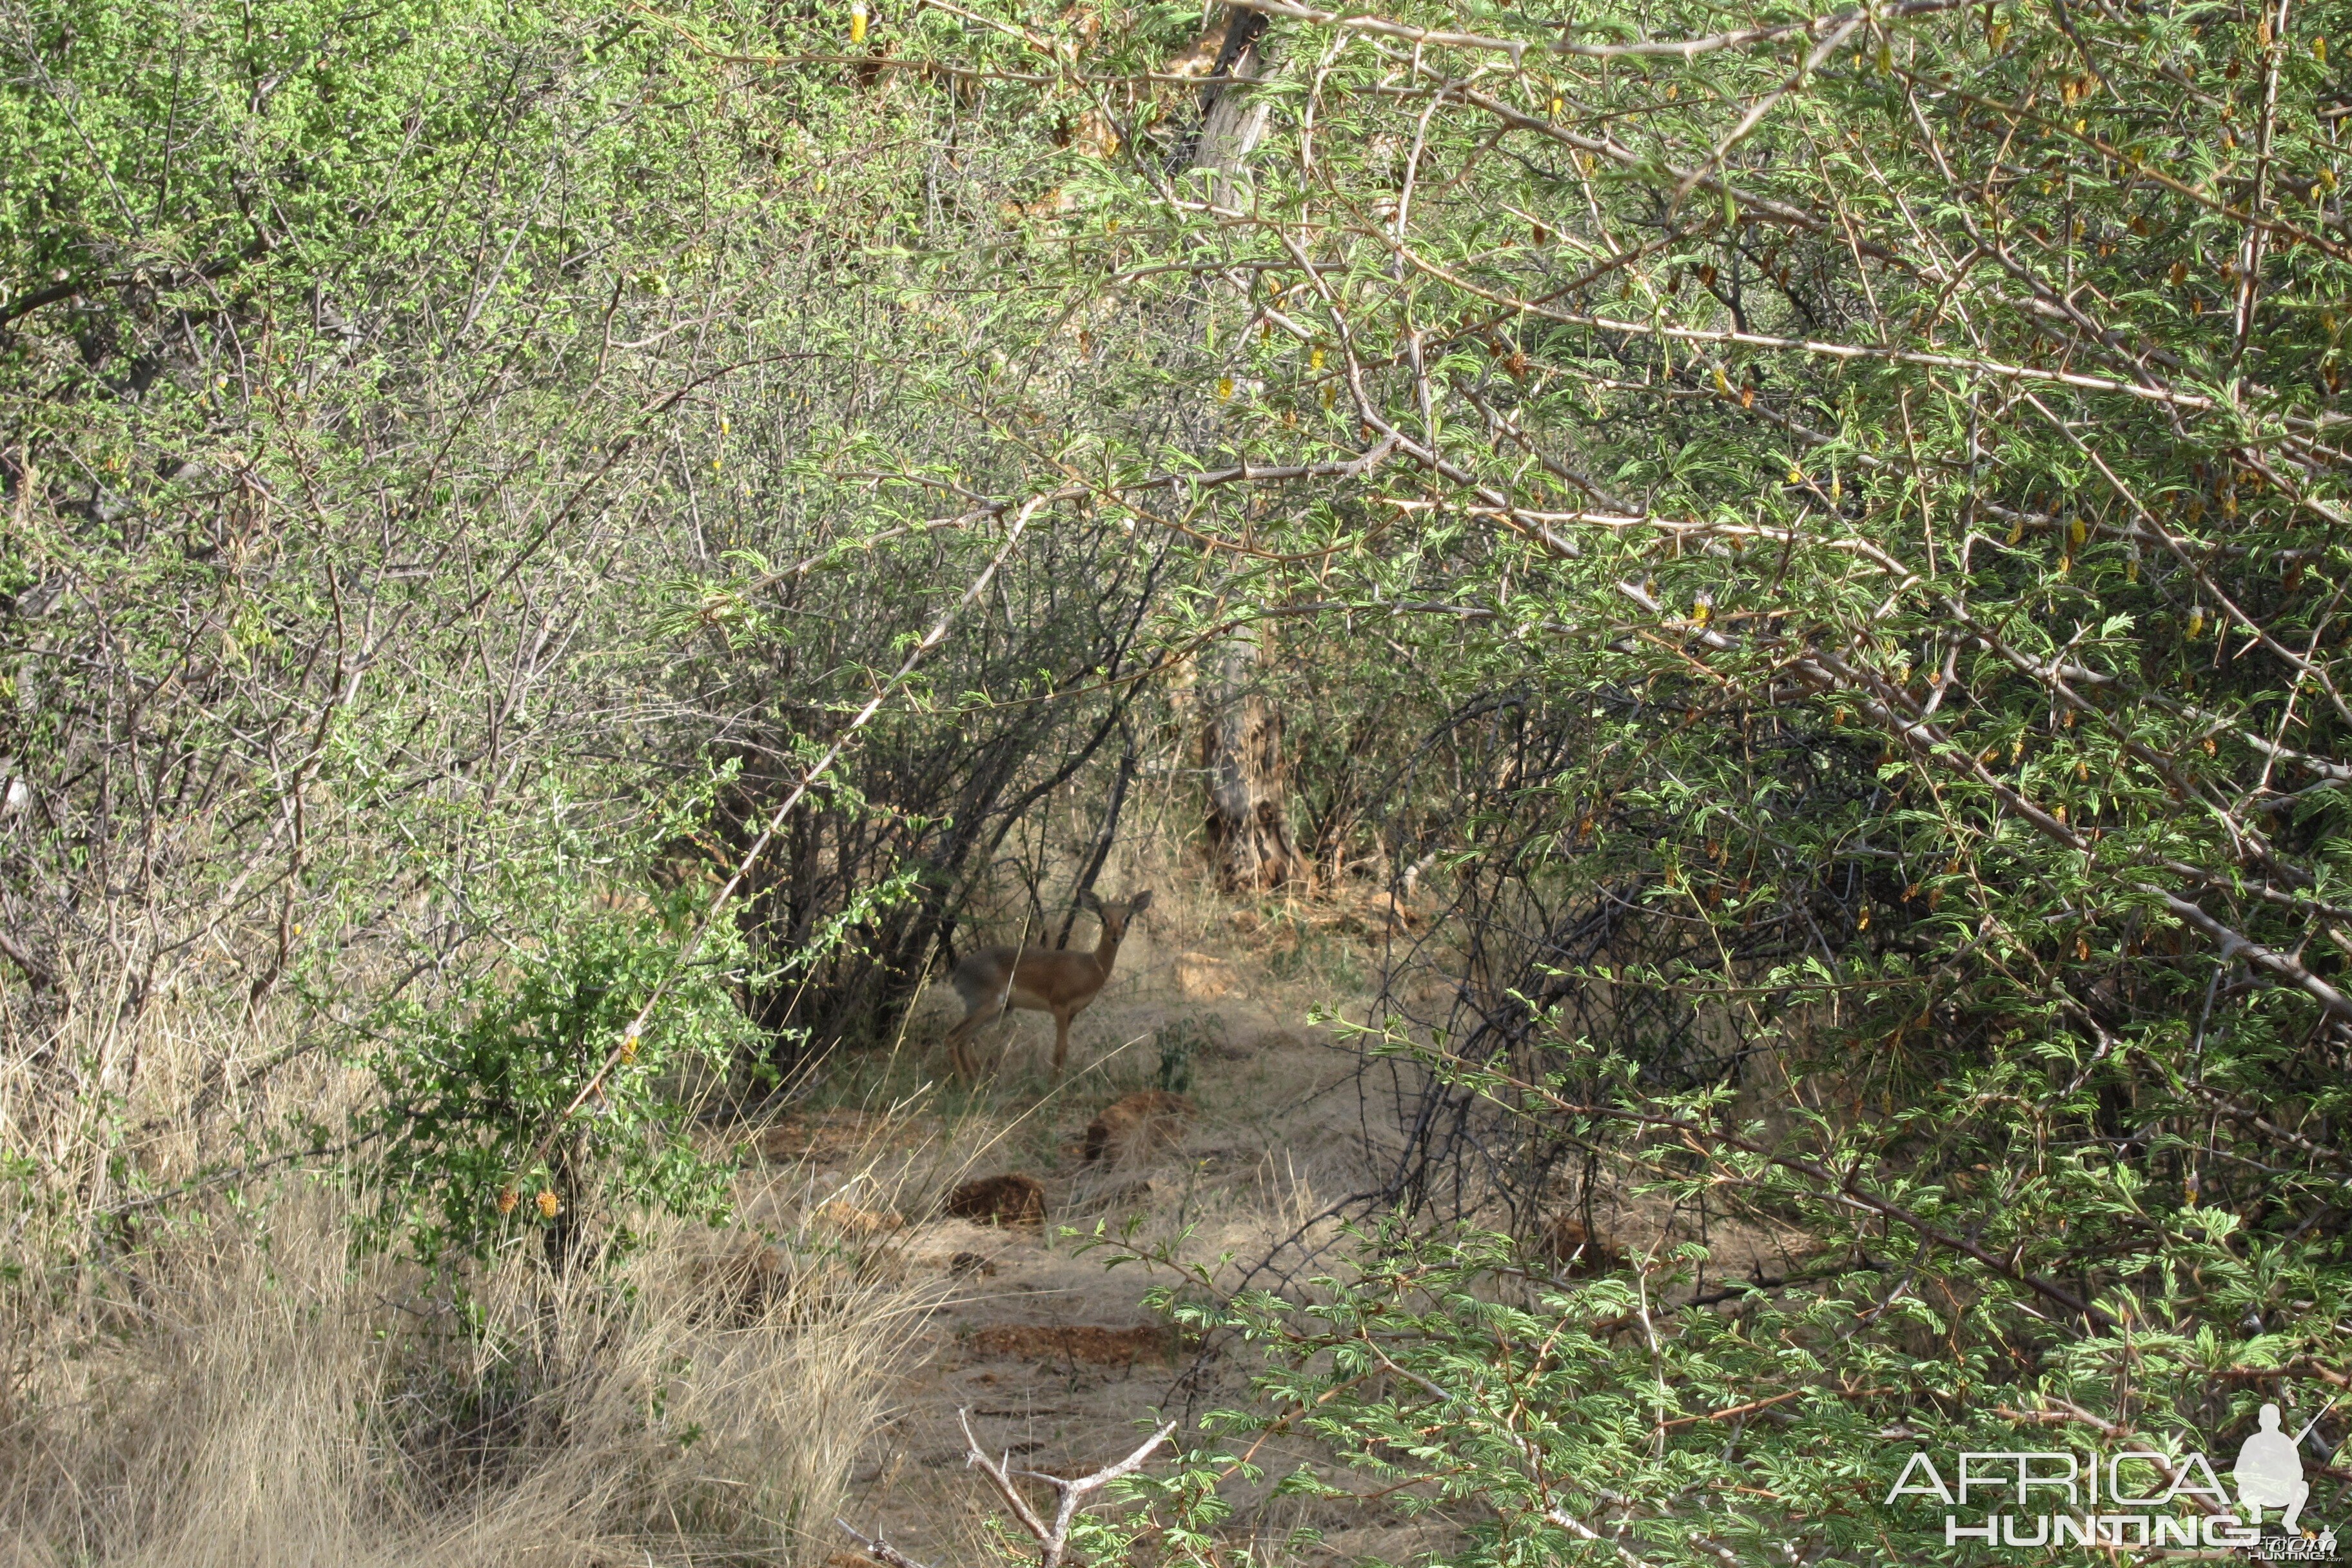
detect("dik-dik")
[943,890,1152,1079]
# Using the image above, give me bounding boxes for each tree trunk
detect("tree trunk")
[1190,12,1298,893]
[1199,627,1301,890]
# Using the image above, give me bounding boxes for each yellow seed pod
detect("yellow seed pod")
[1828,474,1841,503]
[1692,596,1712,626]
[1322,383,1336,407]
[2069,516,2086,547]
[2187,607,2205,638]
[2317,36,2329,61]
[1309,346,1325,371]
[2006,519,2023,545]
[497,1187,520,1215]
[849,0,867,43]
[1787,466,1803,485]
[2126,557,2139,582]
[1217,376,1234,400]
[536,1191,562,1220]
[1857,906,1871,931]
[1714,366,1732,395]
[620,1032,640,1063]
[1551,95,1563,118]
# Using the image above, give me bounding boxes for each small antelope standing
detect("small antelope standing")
[943,890,1152,1079]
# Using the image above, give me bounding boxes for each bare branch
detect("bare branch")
[961,1407,1177,1568]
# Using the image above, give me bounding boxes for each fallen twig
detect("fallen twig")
[959,1407,1177,1568]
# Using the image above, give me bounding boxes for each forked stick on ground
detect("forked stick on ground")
[942,890,1152,1079]
[835,1409,1176,1568]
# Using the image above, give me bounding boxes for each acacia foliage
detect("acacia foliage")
[0,0,1173,1263]
[10,0,2352,1551]
[830,0,2352,1556]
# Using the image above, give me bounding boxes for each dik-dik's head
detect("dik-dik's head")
[1078,888,1153,943]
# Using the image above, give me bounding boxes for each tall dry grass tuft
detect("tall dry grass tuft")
[1,1000,932,1567]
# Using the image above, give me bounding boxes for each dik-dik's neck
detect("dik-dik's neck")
[1091,927,1124,975]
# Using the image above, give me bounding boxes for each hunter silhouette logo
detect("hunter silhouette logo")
[2239,1404,2313,1533]
[1885,1398,2339,1556]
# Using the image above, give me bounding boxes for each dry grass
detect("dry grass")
[0,810,1411,1568]
[1,1001,936,1568]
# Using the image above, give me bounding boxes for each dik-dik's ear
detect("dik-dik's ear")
[1127,890,1153,912]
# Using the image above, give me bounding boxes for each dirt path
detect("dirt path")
[748,900,1800,1567]
[781,915,1424,1567]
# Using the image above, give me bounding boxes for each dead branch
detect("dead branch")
[836,1520,945,1568]
[959,1407,1177,1568]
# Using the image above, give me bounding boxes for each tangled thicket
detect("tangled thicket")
[8,0,2352,1558]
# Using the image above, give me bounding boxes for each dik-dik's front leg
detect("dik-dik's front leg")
[1052,1010,1073,1077]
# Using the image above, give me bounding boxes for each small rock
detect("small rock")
[1084,1090,1193,1164]
[943,1173,1047,1226]
[948,1251,1000,1277]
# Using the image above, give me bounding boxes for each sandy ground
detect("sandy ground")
[730,903,1433,1567]
[760,897,1798,1567]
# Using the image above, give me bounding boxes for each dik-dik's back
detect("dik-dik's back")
[944,890,1152,1078]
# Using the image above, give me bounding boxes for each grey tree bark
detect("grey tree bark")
[1190,10,1302,892]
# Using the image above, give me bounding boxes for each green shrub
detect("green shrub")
[348,882,756,1269]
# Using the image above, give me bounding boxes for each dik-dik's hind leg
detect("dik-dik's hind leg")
[944,1007,988,1080]
[1052,1010,1073,1077]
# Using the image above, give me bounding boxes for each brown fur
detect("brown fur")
[944,890,1152,1078]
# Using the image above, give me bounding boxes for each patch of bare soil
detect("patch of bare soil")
[804,893,1803,1565]
[801,901,1411,1565]
[760,1107,934,1164]
[963,1324,1179,1366]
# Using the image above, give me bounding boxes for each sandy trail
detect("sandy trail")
[777,912,1420,1567]
[782,901,1794,1566]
